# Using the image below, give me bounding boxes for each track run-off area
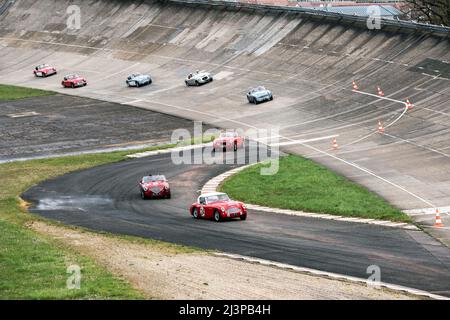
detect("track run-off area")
[1,0,450,296]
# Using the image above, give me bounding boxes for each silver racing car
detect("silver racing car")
[246,86,273,104]
[126,73,152,87]
[185,70,213,86]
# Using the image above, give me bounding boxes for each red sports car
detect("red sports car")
[34,64,57,77]
[213,132,244,152]
[190,192,247,222]
[61,74,87,88]
[139,175,171,199]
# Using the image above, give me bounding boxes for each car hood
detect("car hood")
[214,137,234,143]
[141,181,168,188]
[194,72,210,78]
[209,200,243,208]
[252,90,271,97]
[37,67,53,72]
[129,75,149,81]
[66,77,84,81]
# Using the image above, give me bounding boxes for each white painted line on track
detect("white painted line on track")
[405,206,450,216]
[353,89,408,106]
[7,111,40,118]
[383,132,450,159]
[213,253,448,300]
[122,99,143,105]
[270,135,339,147]
[126,142,213,158]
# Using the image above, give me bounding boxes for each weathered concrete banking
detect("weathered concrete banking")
[1,0,450,218]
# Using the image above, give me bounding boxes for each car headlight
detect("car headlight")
[143,187,148,191]
[221,207,225,212]
[242,204,247,210]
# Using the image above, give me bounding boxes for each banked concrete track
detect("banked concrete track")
[1,1,450,237]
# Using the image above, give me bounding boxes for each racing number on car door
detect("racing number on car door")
[200,206,206,218]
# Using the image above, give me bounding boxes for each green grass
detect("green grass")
[0,141,208,299]
[220,155,411,222]
[0,220,142,299]
[0,84,55,100]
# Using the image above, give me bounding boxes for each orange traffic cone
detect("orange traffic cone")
[406,99,414,110]
[378,120,384,133]
[332,138,339,150]
[434,209,444,228]
[352,80,359,91]
[377,86,385,97]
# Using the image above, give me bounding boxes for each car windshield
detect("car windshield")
[205,194,230,203]
[65,74,78,79]
[131,73,141,78]
[251,86,266,93]
[37,64,49,69]
[142,175,166,183]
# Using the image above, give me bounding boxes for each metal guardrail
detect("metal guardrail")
[166,0,450,36]
[0,0,14,17]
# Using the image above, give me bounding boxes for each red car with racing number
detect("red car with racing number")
[61,74,87,88]
[139,174,171,199]
[213,131,244,152]
[190,192,247,222]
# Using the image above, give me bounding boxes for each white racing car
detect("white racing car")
[185,70,213,86]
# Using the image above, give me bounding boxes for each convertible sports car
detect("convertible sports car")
[246,86,273,104]
[190,192,247,222]
[139,174,171,199]
[126,73,152,87]
[185,70,213,86]
[33,64,57,77]
[212,131,244,152]
[61,74,87,88]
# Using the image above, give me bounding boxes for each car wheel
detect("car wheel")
[140,190,146,200]
[195,80,200,86]
[210,77,213,82]
[214,210,221,222]
[193,208,199,219]
[166,192,171,199]
[240,214,247,221]
[185,80,189,86]
[42,73,47,78]
[212,147,215,153]
[253,98,258,105]
[71,83,74,88]
[233,142,237,152]
[136,82,140,88]
[269,95,273,101]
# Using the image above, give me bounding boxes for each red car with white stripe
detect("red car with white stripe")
[34,64,57,77]
[139,175,171,199]
[61,74,87,88]
[190,192,247,222]
[213,132,244,152]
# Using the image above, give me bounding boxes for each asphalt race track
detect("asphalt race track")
[23,146,450,296]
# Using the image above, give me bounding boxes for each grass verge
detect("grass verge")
[0,142,206,299]
[219,155,411,222]
[0,84,55,100]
